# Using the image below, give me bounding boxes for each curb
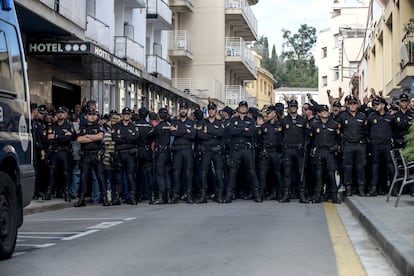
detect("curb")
[23,201,73,216]
[345,197,414,276]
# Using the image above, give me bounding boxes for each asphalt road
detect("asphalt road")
[0,201,395,276]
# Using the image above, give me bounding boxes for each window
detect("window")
[334,34,340,48]
[321,47,327,58]
[322,76,328,87]
[333,66,339,80]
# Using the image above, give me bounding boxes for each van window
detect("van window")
[0,20,25,100]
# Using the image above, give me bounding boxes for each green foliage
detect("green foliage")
[257,25,318,88]
[403,122,414,161]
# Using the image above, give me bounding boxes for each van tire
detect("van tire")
[0,172,17,260]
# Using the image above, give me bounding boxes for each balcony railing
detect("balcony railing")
[124,0,146,8]
[225,85,256,107]
[114,36,145,68]
[169,0,195,13]
[86,14,111,50]
[146,55,171,80]
[225,0,258,40]
[225,37,257,76]
[172,78,224,100]
[168,30,191,52]
[147,0,172,25]
[401,34,414,67]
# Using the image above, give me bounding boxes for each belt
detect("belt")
[155,145,170,151]
[370,140,391,145]
[50,146,70,152]
[80,150,100,155]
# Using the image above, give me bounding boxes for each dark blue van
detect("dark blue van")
[0,0,35,260]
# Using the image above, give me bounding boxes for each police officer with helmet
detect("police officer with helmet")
[225,100,261,203]
[74,107,110,207]
[394,93,413,149]
[45,106,76,200]
[196,102,225,203]
[112,107,140,205]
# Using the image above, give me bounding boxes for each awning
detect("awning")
[27,41,142,80]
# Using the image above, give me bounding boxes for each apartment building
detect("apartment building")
[317,0,369,105]
[170,0,259,109]
[15,0,200,115]
[245,51,276,109]
[355,0,414,100]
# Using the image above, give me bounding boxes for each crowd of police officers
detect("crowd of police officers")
[29,92,414,207]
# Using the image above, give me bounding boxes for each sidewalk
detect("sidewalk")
[23,199,72,215]
[345,195,414,276]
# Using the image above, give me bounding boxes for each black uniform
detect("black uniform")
[197,117,225,203]
[393,109,413,148]
[153,119,172,203]
[46,120,75,200]
[32,118,48,198]
[367,111,395,196]
[309,117,341,203]
[76,122,109,206]
[279,114,308,202]
[112,120,140,204]
[135,118,154,202]
[258,120,283,201]
[225,115,260,202]
[170,117,196,203]
[338,110,368,195]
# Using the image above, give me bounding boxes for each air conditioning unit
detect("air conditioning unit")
[400,43,409,66]
[177,40,186,49]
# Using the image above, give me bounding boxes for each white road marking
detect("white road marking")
[16,243,56,248]
[62,229,100,241]
[26,217,134,222]
[13,251,28,257]
[19,232,81,235]
[87,221,123,229]
[123,217,137,221]
[18,235,63,239]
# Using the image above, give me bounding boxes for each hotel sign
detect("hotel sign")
[28,41,141,78]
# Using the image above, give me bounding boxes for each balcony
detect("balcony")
[172,78,224,104]
[225,85,256,107]
[397,34,414,89]
[124,0,146,8]
[85,14,111,50]
[114,36,145,69]
[247,0,258,5]
[146,0,172,30]
[147,55,171,80]
[168,30,193,61]
[169,0,194,13]
[225,0,258,41]
[225,37,257,80]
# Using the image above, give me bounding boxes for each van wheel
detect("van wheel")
[0,172,17,260]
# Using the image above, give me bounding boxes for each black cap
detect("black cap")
[193,109,204,120]
[319,105,329,112]
[57,106,69,113]
[239,100,248,107]
[333,101,341,107]
[288,100,298,107]
[179,102,189,109]
[139,107,149,118]
[266,105,278,113]
[109,109,118,116]
[222,106,234,115]
[86,107,97,115]
[372,96,386,105]
[248,107,259,116]
[400,94,409,101]
[347,96,358,104]
[122,107,132,114]
[207,102,217,109]
[38,105,47,114]
[158,107,168,114]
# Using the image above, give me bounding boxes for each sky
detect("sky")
[251,0,333,54]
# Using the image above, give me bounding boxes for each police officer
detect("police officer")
[196,102,225,203]
[45,106,75,200]
[170,102,196,204]
[258,105,283,202]
[225,100,261,203]
[135,107,155,203]
[338,95,368,196]
[279,100,309,203]
[220,106,234,195]
[74,108,109,207]
[367,96,395,196]
[112,107,140,205]
[31,104,47,199]
[394,94,413,149]
[309,105,341,203]
[153,108,171,204]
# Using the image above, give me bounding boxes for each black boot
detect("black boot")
[74,193,86,207]
[128,191,137,205]
[44,186,53,200]
[254,189,263,203]
[345,185,352,197]
[243,193,253,200]
[299,189,309,203]
[279,189,290,203]
[366,187,377,197]
[112,192,122,205]
[224,190,232,203]
[311,192,322,203]
[331,193,341,204]
[168,192,179,204]
[358,185,366,197]
[102,195,110,206]
[153,193,165,204]
[64,187,71,202]
[197,190,207,204]
[216,189,224,203]
[186,191,194,204]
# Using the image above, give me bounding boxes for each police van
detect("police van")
[0,0,35,259]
